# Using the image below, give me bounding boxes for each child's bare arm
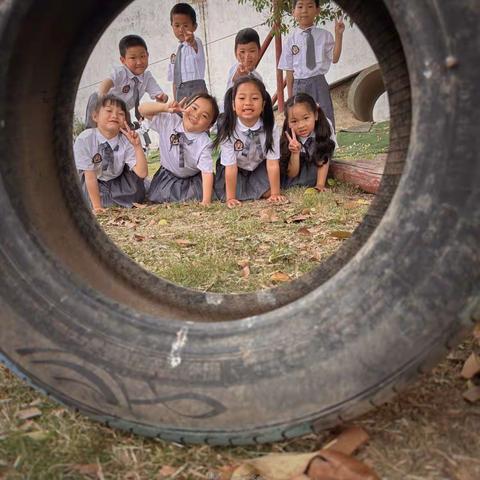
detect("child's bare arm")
[200,172,214,205]
[315,161,330,191]
[120,122,148,178]
[98,79,114,96]
[266,160,286,202]
[139,98,187,119]
[183,28,198,53]
[225,164,241,208]
[285,71,294,99]
[333,16,345,64]
[285,130,301,178]
[84,170,103,211]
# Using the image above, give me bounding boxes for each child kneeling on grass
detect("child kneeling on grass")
[74,94,148,213]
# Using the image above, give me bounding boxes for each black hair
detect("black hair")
[292,0,320,7]
[214,77,275,153]
[280,93,335,176]
[170,3,197,26]
[186,93,220,127]
[93,94,131,124]
[118,35,148,57]
[234,28,261,51]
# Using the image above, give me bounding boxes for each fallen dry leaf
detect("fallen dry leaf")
[307,450,380,480]
[323,426,370,456]
[461,353,480,379]
[156,465,179,479]
[297,227,312,236]
[158,219,169,226]
[16,408,42,421]
[286,213,310,224]
[463,385,480,403]
[356,199,370,205]
[270,272,291,283]
[133,234,145,242]
[260,208,280,223]
[69,464,100,478]
[330,231,352,240]
[148,219,156,226]
[175,239,195,247]
[132,202,147,209]
[237,260,251,279]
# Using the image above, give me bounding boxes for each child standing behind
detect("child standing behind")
[139,94,219,205]
[169,3,208,102]
[85,35,167,128]
[280,93,336,191]
[75,95,147,213]
[278,0,345,129]
[214,77,286,208]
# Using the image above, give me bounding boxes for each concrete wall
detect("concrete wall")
[75,0,389,123]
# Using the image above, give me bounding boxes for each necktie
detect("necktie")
[132,76,141,121]
[99,142,119,171]
[303,137,314,161]
[241,128,263,160]
[175,131,194,168]
[173,44,184,86]
[304,28,316,70]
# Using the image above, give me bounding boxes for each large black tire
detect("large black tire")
[0,0,479,445]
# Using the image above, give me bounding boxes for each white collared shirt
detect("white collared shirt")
[167,37,206,83]
[149,112,213,177]
[278,26,334,79]
[225,63,263,91]
[108,66,164,110]
[74,128,137,181]
[220,118,280,171]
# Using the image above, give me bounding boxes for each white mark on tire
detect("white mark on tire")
[168,327,189,368]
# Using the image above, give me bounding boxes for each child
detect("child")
[169,3,208,102]
[214,77,286,208]
[226,28,263,90]
[74,94,148,212]
[85,35,167,128]
[139,94,219,205]
[280,93,336,190]
[278,0,345,129]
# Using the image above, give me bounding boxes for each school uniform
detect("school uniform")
[278,26,336,128]
[168,37,208,101]
[74,128,145,207]
[281,119,337,189]
[84,66,165,128]
[214,118,281,201]
[147,112,214,203]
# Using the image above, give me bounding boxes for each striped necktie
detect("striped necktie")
[99,142,119,171]
[173,44,184,86]
[304,28,316,70]
[241,128,263,160]
[132,76,141,121]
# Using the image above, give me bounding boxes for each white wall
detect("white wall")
[75,0,388,122]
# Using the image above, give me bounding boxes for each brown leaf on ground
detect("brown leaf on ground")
[16,407,42,420]
[461,353,480,379]
[463,385,480,403]
[132,202,147,209]
[156,465,179,479]
[298,227,312,236]
[270,271,291,283]
[323,426,370,456]
[214,465,238,480]
[237,260,251,278]
[69,464,100,478]
[260,208,280,223]
[330,231,352,240]
[175,239,195,247]
[307,450,380,480]
[286,213,310,224]
[133,234,145,242]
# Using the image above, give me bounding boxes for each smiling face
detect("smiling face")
[92,101,126,138]
[120,46,149,76]
[182,97,214,133]
[293,0,320,29]
[233,81,264,127]
[287,102,318,138]
[235,41,260,71]
[171,13,197,42]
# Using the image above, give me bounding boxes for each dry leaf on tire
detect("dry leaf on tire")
[270,272,291,283]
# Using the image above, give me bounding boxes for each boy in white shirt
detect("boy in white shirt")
[168,3,208,101]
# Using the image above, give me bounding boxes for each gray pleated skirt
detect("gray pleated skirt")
[80,166,146,208]
[214,160,270,201]
[281,158,319,189]
[175,79,208,101]
[147,166,204,203]
[293,74,335,130]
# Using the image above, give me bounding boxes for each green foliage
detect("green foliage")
[236,0,344,33]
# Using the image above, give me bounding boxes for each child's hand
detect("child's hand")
[200,200,211,207]
[93,206,106,215]
[335,15,345,35]
[155,93,169,103]
[182,26,196,47]
[120,121,141,147]
[315,185,326,192]
[167,97,188,114]
[285,129,301,154]
[267,194,288,204]
[227,198,241,209]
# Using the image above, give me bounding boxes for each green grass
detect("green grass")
[335,121,390,160]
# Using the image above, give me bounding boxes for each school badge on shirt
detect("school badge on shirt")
[170,133,180,145]
[170,53,176,64]
[291,45,300,55]
[92,153,102,164]
[234,139,244,151]
[122,85,130,94]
